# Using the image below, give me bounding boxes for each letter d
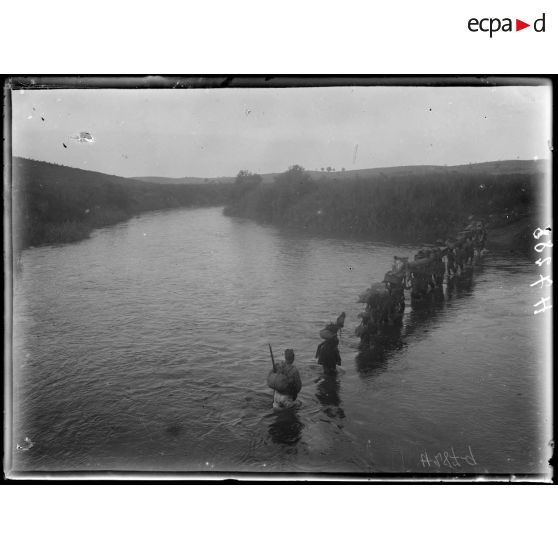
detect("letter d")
[534,13,545,32]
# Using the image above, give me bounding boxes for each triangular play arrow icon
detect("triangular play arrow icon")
[516,19,530,31]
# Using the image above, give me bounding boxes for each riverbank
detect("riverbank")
[224,162,543,253]
[12,157,232,251]
[13,157,543,255]
[486,215,540,254]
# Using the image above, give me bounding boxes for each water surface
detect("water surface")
[10,207,551,476]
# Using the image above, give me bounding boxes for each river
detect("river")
[10,207,551,477]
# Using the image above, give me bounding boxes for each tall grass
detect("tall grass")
[225,164,542,244]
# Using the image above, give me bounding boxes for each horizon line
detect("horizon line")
[11,155,548,182]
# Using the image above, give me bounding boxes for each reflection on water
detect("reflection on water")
[356,266,479,377]
[316,370,345,419]
[11,207,549,476]
[268,408,304,446]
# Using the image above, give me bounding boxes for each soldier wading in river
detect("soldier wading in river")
[267,349,302,409]
[315,324,342,374]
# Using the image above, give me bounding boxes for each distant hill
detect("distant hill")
[133,175,235,185]
[15,157,161,191]
[135,159,546,185]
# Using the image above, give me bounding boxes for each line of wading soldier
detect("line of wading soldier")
[267,222,487,409]
[356,222,487,339]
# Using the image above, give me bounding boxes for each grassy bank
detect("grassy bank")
[486,215,544,254]
[224,162,545,252]
[11,157,233,251]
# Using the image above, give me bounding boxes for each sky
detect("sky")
[11,85,552,178]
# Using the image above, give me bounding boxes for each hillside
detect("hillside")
[133,175,235,185]
[11,157,232,250]
[135,159,547,185]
